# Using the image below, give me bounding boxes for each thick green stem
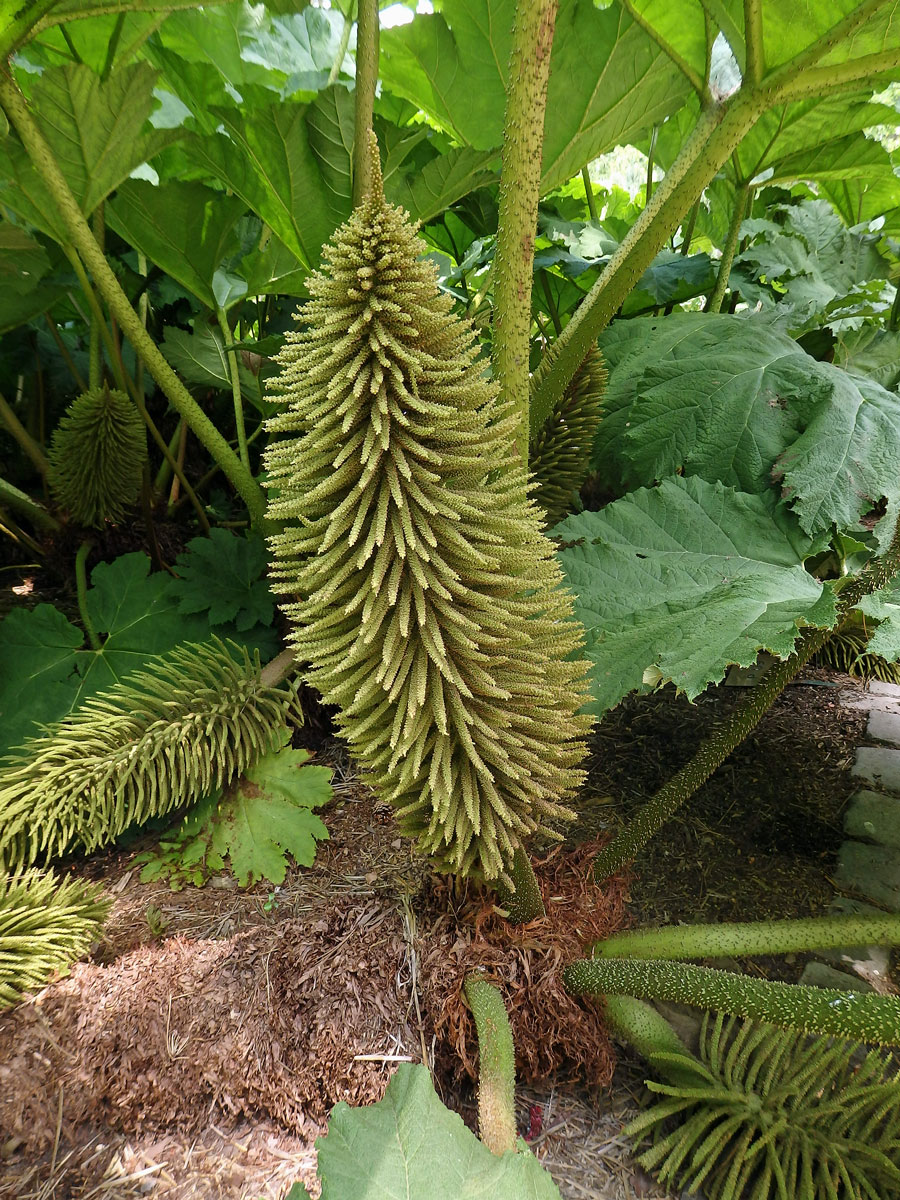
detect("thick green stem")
[760,0,894,89]
[581,165,597,222]
[216,307,250,472]
[679,197,701,256]
[601,994,692,1065]
[539,272,562,336]
[771,49,900,104]
[328,0,355,85]
[743,0,765,86]
[563,958,900,1046]
[155,418,183,495]
[530,95,763,436]
[0,0,59,59]
[352,0,379,206]
[492,0,559,465]
[0,74,266,530]
[88,205,104,389]
[498,847,546,924]
[645,124,658,205]
[705,180,751,313]
[135,250,148,406]
[593,913,900,962]
[43,314,87,392]
[0,392,49,479]
[0,476,59,532]
[260,647,297,689]
[464,975,517,1155]
[74,539,101,651]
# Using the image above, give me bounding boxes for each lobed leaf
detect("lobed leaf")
[172,528,274,631]
[0,551,278,758]
[314,1063,561,1200]
[210,744,332,886]
[555,475,835,715]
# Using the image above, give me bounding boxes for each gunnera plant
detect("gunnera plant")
[264,135,592,884]
[48,385,147,526]
[0,639,299,872]
[628,1012,900,1200]
[1,869,110,1009]
[530,347,607,527]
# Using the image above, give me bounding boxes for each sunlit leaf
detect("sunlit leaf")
[555,475,834,715]
[0,63,180,240]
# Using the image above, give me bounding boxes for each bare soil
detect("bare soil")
[0,667,877,1200]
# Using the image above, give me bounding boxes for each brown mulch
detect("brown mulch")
[418,838,626,1088]
[0,666,872,1199]
[0,779,628,1185]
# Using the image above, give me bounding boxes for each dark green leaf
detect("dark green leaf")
[0,64,180,240]
[0,605,84,757]
[385,146,499,225]
[172,528,273,631]
[555,476,834,715]
[107,180,247,310]
[184,98,348,269]
[160,325,263,409]
[620,250,716,314]
[0,224,53,293]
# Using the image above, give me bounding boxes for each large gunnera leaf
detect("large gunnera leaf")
[593,313,900,541]
[307,1063,561,1200]
[555,476,835,716]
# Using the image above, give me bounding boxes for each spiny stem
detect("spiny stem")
[593,913,900,961]
[217,307,250,472]
[0,0,58,59]
[464,975,517,1155]
[492,0,559,465]
[529,96,761,436]
[88,205,104,389]
[705,180,751,313]
[352,0,379,206]
[0,391,49,479]
[564,958,900,1046]
[74,539,101,651]
[498,847,546,924]
[601,994,693,1071]
[0,73,266,530]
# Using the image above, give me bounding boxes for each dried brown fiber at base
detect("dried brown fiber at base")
[416,837,629,1087]
[0,899,408,1151]
[0,831,628,1157]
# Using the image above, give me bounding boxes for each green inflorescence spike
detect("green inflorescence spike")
[0,638,298,872]
[48,385,147,526]
[530,347,607,527]
[264,135,592,883]
[0,869,111,1009]
[626,1013,900,1200]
